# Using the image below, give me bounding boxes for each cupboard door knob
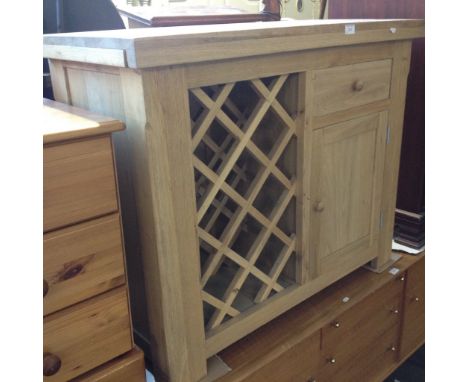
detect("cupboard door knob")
[389,345,397,352]
[352,80,364,91]
[399,276,405,281]
[43,280,49,297]
[391,309,399,315]
[414,297,420,302]
[332,321,340,328]
[314,201,325,212]
[327,357,336,365]
[43,352,61,376]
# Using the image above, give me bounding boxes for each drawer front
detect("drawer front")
[71,348,146,382]
[239,331,320,382]
[400,259,425,358]
[43,214,126,315]
[318,323,399,382]
[322,276,404,352]
[44,136,118,232]
[44,286,133,382]
[312,59,392,116]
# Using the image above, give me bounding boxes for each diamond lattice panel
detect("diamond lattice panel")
[189,74,299,332]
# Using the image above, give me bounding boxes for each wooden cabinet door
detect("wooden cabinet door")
[310,112,388,275]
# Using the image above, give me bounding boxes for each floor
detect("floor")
[385,345,425,382]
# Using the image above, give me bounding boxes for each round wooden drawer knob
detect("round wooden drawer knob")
[391,309,399,315]
[327,357,337,365]
[43,280,49,297]
[399,276,405,281]
[352,80,365,91]
[314,201,325,212]
[389,346,397,352]
[43,352,61,376]
[332,321,340,328]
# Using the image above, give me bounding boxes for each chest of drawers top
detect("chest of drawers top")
[43,98,124,144]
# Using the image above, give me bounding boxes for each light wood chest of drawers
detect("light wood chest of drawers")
[43,99,146,382]
[44,19,424,381]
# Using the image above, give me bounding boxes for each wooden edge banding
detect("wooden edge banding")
[44,44,128,68]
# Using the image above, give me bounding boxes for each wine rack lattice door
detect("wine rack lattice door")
[188,73,301,332]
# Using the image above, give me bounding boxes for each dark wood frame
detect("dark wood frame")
[119,0,281,27]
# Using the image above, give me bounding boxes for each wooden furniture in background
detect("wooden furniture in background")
[119,0,280,28]
[328,0,425,248]
[43,19,424,381]
[43,99,146,382]
[219,252,425,382]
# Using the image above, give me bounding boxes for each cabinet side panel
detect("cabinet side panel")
[372,41,412,270]
[138,67,207,381]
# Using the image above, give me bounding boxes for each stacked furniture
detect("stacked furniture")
[43,19,424,381]
[219,252,425,382]
[43,99,146,381]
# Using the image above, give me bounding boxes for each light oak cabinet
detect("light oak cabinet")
[44,19,424,381]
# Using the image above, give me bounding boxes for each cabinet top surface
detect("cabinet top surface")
[43,19,424,69]
[43,98,124,144]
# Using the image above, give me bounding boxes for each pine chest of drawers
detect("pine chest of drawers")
[44,19,424,381]
[43,99,146,381]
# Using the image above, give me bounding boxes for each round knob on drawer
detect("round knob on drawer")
[391,309,399,315]
[332,321,340,328]
[314,201,325,212]
[414,297,420,302]
[352,80,365,91]
[389,345,397,352]
[399,276,405,281]
[43,352,61,376]
[43,280,49,297]
[327,357,337,365]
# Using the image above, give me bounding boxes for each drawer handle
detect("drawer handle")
[399,276,405,282]
[314,201,325,212]
[388,345,397,352]
[414,297,420,302]
[43,280,49,297]
[391,309,399,315]
[331,321,340,328]
[43,352,61,376]
[327,357,337,365]
[60,263,84,281]
[352,80,365,92]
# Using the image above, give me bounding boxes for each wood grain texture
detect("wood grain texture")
[43,19,424,68]
[219,253,423,382]
[312,59,392,116]
[72,348,146,382]
[312,113,386,269]
[43,136,118,232]
[43,214,126,315]
[117,68,207,381]
[399,256,425,358]
[372,40,412,270]
[43,98,124,144]
[43,286,133,382]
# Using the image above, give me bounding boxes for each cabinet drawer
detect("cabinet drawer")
[322,275,404,352]
[44,136,118,232]
[43,286,133,382]
[319,323,399,382]
[312,59,392,116]
[43,214,126,315]
[71,348,146,382]
[400,258,425,358]
[234,331,320,382]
